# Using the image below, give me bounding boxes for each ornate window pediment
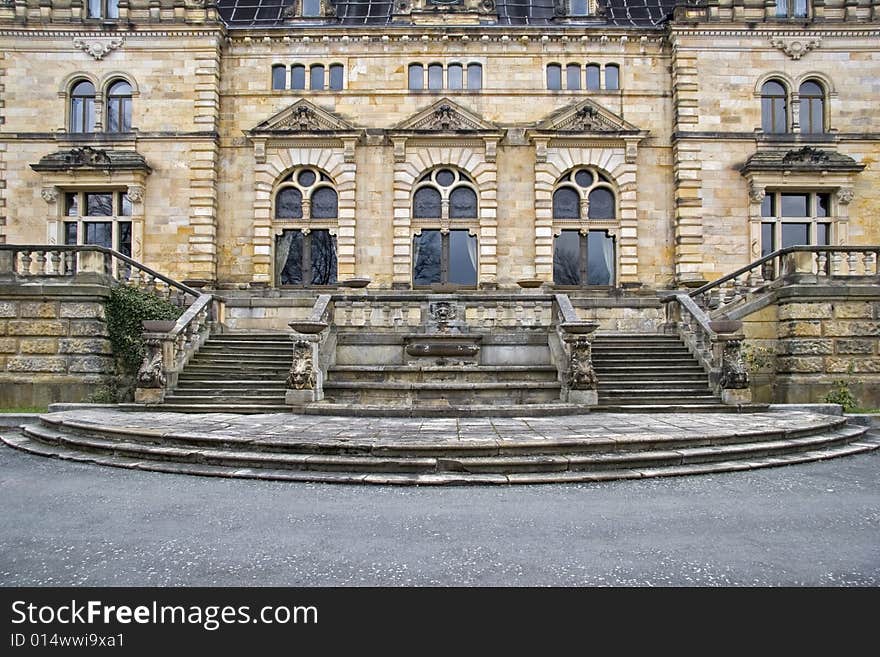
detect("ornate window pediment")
[534,99,642,134]
[393,98,499,132]
[249,99,357,134]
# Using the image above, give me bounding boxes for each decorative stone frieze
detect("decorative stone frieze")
[287,340,316,390]
[72,37,124,61]
[769,37,821,61]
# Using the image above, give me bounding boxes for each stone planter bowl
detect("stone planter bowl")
[516,278,544,289]
[142,320,177,333]
[340,277,371,289]
[560,322,599,334]
[708,320,743,334]
[289,320,328,334]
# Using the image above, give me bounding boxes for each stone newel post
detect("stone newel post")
[134,330,175,404]
[285,331,325,405]
[713,327,751,405]
[560,322,599,406]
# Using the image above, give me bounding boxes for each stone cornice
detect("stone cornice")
[0,29,225,39]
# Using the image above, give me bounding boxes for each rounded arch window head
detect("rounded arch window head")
[106,79,132,133]
[761,79,788,134]
[274,166,338,220]
[69,80,96,134]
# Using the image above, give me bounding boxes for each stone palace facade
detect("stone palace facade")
[0,0,878,292]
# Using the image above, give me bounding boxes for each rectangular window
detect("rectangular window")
[781,223,810,248]
[585,65,600,91]
[817,223,831,246]
[86,193,113,217]
[775,0,788,16]
[467,64,482,91]
[64,222,78,246]
[84,222,113,249]
[428,64,443,91]
[761,222,776,257]
[448,230,477,287]
[272,65,287,90]
[760,194,775,217]
[408,64,424,91]
[88,0,102,17]
[309,230,338,286]
[309,65,325,91]
[413,230,442,286]
[547,65,562,91]
[302,0,321,16]
[793,0,807,16]
[780,193,808,217]
[553,230,581,286]
[65,193,79,217]
[329,65,344,91]
[448,64,463,90]
[566,65,581,91]
[291,65,306,90]
[815,193,830,218]
[118,222,132,257]
[605,65,619,90]
[570,0,589,14]
[587,231,615,286]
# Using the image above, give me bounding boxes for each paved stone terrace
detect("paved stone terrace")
[42,408,842,449]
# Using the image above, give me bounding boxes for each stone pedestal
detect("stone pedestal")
[134,387,165,404]
[722,388,752,405]
[568,389,598,406]
[286,388,317,405]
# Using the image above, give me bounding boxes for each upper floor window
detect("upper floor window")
[775,0,808,17]
[760,191,832,256]
[547,63,620,91]
[585,64,600,91]
[63,190,132,257]
[799,80,825,134]
[69,80,96,134]
[605,64,620,91]
[569,0,590,15]
[408,63,482,91]
[271,63,344,91]
[761,80,788,133]
[301,0,321,16]
[310,65,325,91]
[547,64,562,91]
[87,0,119,19]
[272,65,286,91]
[106,80,132,133]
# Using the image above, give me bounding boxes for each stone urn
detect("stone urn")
[289,320,328,334]
[141,320,177,333]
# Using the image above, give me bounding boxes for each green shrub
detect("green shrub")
[105,284,182,377]
[823,380,859,413]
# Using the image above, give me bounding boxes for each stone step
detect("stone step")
[327,365,559,383]
[186,358,292,367]
[599,386,715,394]
[197,345,292,353]
[597,376,710,384]
[177,365,290,374]
[169,387,288,395]
[592,357,701,365]
[175,380,289,389]
[150,403,292,414]
[323,381,562,405]
[593,365,706,373]
[590,403,755,413]
[296,402,587,418]
[162,394,287,405]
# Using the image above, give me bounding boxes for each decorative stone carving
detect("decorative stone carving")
[428,104,464,130]
[429,301,457,331]
[782,146,829,165]
[719,339,749,390]
[836,187,854,205]
[136,339,166,389]
[568,337,598,391]
[279,106,322,131]
[65,146,112,168]
[286,341,316,390]
[769,37,821,61]
[748,182,765,204]
[126,185,144,203]
[40,188,58,204]
[73,37,125,61]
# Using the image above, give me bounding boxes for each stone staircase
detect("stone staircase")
[592,333,727,411]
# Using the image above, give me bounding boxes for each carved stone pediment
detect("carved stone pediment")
[249,99,357,134]
[30,147,152,173]
[535,99,641,134]
[393,98,499,132]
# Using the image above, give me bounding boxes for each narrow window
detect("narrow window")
[547,64,562,91]
[553,231,582,286]
[69,80,96,133]
[107,0,119,18]
[413,230,442,286]
[448,230,477,287]
[449,187,478,219]
[291,65,306,90]
[272,65,287,90]
[309,230,338,285]
[605,64,619,90]
[408,64,424,91]
[106,80,132,133]
[428,64,443,91]
[552,187,580,219]
[447,64,463,90]
[585,64,600,90]
[329,64,344,91]
[775,0,788,16]
[275,188,303,219]
[793,0,807,16]
[799,80,824,134]
[566,64,581,91]
[311,187,338,219]
[413,187,442,219]
[761,80,788,133]
[588,188,615,219]
[87,0,102,17]
[310,65,325,90]
[570,0,589,15]
[302,0,321,16]
[467,63,482,90]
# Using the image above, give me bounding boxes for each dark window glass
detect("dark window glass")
[586,65,600,91]
[275,188,303,219]
[574,170,593,187]
[121,193,132,217]
[107,80,132,132]
[553,187,580,219]
[310,65,325,90]
[435,169,455,187]
[817,223,830,245]
[467,64,482,90]
[815,193,830,217]
[278,230,304,285]
[450,187,478,219]
[413,230,442,286]
[291,65,306,90]
[413,187,442,218]
[84,222,113,248]
[65,193,79,217]
[780,193,808,217]
[587,231,614,286]
[448,64,463,90]
[566,64,581,90]
[761,80,787,133]
[70,81,96,133]
[547,64,562,91]
[761,223,775,257]
[64,223,78,245]
[428,64,443,90]
[782,223,810,248]
[408,64,424,91]
[329,65,344,91]
[605,65,619,90]
[302,0,320,16]
[553,231,581,286]
[588,188,615,219]
[761,194,775,217]
[310,230,337,285]
[272,65,287,90]
[449,230,477,286]
[86,193,112,216]
[311,187,338,219]
[118,221,132,257]
[570,0,588,14]
[799,81,824,134]
[298,169,316,187]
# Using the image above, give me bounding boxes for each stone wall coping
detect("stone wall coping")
[0,284,110,299]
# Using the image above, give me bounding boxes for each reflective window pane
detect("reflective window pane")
[587,231,615,286]
[570,0,588,14]
[435,169,455,187]
[817,223,831,245]
[275,188,303,219]
[815,193,830,217]
[65,193,79,217]
[448,64,463,90]
[310,65,324,90]
[86,193,112,216]
[587,188,615,219]
[449,230,477,287]
[775,0,788,16]
[64,223,78,245]
[467,64,482,90]
[761,194,774,217]
[605,65,619,90]
[408,64,423,91]
[121,193,132,217]
[547,65,561,91]
[781,223,810,248]
[449,186,477,219]
[428,64,443,90]
[272,65,286,90]
[311,187,338,219]
[413,230,442,286]
[780,193,808,217]
[88,0,101,17]
[413,187,442,218]
[553,231,581,286]
[329,65,344,91]
[793,0,807,16]
[298,170,316,187]
[574,170,593,188]
[84,222,113,248]
[552,187,580,219]
[761,223,775,257]
[107,0,119,18]
[302,0,320,16]
[291,65,306,90]
[277,231,304,285]
[310,230,337,285]
[566,64,581,90]
[586,65,600,90]
[118,221,132,257]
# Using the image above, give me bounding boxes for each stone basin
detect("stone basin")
[339,277,371,289]
[560,322,599,334]
[289,320,328,334]
[142,320,177,333]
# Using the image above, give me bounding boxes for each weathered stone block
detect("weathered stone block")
[836,339,876,355]
[0,337,18,353]
[779,339,833,356]
[60,302,105,320]
[777,320,821,338]
[825,358,880,374]
[7,320,67,336]
[70,320,109,337]
[19,338,58,354]
[777,356,824,373]
[833,302,873,319]
[58,338,112,355]
[0,320,6,335]
[19,301,58,319]
[68,356,115,374]
[778,303,832,321]
[6,356,68,373]
[0,302,16,318]
[823,321,880,338]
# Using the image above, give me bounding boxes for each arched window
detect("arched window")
[585,64,600,90]
[761,80,788,133]
[547,64,562,91]
[428,64,444,91]
[329,64,344,91]
[274,167,339,286]
[605,64,620,90]
[272,65,286,90]
[551,168,617,286]
[408,64,424,91]
[69,80,96,133]
[467,64,482,90]
[799,80,825,134]
[411,168,479,287]
[291,65,306,90]
[309,65,325,90]
[448,64,463,90]
[566,64,581,91]
[106,80,132,133]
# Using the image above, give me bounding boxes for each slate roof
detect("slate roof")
[217,0,677,29]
